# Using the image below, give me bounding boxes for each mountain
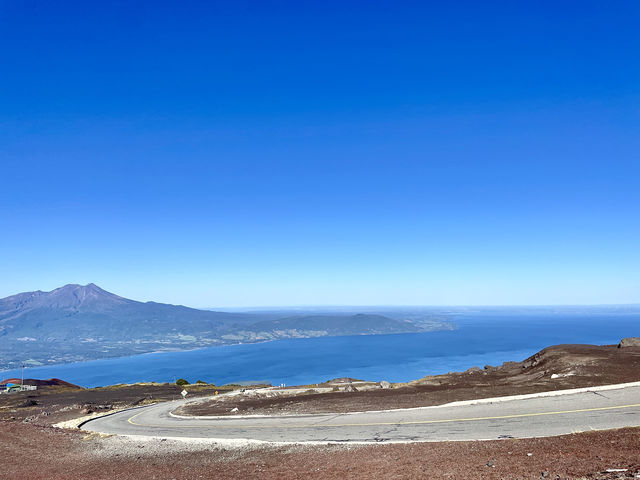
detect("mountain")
[0,283,130,313]
[0,284,453,370]
[0,283,262,345]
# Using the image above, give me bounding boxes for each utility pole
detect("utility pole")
[21,363,25,388]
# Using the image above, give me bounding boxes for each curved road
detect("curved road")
[82,385,640,443]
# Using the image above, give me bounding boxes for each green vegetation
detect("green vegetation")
[0,283,455,370]
[175,378,189,386]
[195,380,207,384]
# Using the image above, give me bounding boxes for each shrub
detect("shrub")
[175,378,189,386]
[195,380,207,384]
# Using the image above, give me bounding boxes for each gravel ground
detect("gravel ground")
[178,344,640,417]
[0,383,237,426]
[4,343,640,478]
[2,421,640,479]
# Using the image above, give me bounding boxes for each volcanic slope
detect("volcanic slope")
[0,284,446,369]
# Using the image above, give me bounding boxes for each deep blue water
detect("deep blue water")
[2,312,639,388]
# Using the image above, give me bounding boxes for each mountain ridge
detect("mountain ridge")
[0,284,453,370]
[0,283,133,314]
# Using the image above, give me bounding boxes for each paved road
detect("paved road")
[82,386,640,443]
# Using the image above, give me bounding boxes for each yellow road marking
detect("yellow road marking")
[126,403,640,430]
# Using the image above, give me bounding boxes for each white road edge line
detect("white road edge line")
[168,380,640,420]
[114,430,584,446]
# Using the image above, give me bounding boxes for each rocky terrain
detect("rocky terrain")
[3,341,640,479]
[178,343,640,417]
[0,381,243,426]
[3,420,640,479]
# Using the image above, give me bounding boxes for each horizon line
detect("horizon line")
[207,303,640,310]
[3,283,638,311]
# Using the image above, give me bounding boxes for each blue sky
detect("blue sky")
[1,1,639,307]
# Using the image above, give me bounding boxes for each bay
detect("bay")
[2,311,639,388]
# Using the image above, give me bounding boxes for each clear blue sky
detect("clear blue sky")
[1,1,639,307]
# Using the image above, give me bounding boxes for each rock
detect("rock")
[379,381,391,389]
[467,366,481,374]
[486,460,495,467]
[81,403,111,414]
[541,471,549,478]
[230,407,239,412]
[328,377,364,384]
[501,361,519,368]
[522,354,541,369]
[343,385,358,392]
[618,337,640,348]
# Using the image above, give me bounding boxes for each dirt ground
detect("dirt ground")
[0,382,238,425]
[179,344,640,417]
[3,343,640,479]
[2,421,640,479]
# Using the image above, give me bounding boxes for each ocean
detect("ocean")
[2,310,639,388]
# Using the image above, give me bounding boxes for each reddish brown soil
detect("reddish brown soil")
[180,344,640,417]
[2,421,640,479]
[3,343,640,479]
[1,377,81,388]
[0,383,235,426]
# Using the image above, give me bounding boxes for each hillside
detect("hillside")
[4,342,640,480]
[236,314,422,339]
[180,342,640,417]
[0,284,451,369]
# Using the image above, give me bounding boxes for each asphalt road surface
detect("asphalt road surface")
[82,385,640,443]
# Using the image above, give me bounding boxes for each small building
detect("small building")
[0,378,38,394]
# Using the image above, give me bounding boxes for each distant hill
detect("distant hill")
[241,314,422,337]
[0,284,452,370]
[0,377,81,388]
